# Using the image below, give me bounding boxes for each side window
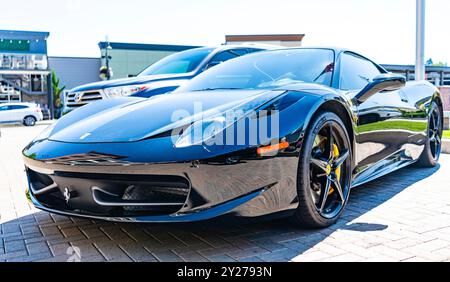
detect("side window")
[230,49,248,57]
[246,48,264,54]
[209,49,243,64]
[204,49,248,70]
[340,53,382,91]
[0,106,9,111]
[10,105,28,110]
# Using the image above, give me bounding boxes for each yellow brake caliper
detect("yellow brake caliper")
[328,144,341,195]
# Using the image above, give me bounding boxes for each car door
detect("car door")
[397,82,435,160]
[339,52,413,181]
[14,105,31,122]
[0,105,12,123]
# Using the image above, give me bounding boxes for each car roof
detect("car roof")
[186,45,351,55]
[216,43,281,51]
[194,44,280,53]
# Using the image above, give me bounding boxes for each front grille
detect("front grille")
[66,90,103,108]
[122,185,188,212]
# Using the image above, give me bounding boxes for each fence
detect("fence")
[383,65,450,86]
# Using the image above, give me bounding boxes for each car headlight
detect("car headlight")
[174,91,286,148]
[175,116,227,148]
[33,123,56,142]
[103,85,150,98]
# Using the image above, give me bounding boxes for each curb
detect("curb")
[0,120,55,128]
[37,120,55,126]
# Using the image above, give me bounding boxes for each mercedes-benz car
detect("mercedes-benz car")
[23,47,443,228]
[62,45,269,114]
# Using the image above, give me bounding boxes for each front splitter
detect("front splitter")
[26,187,267,223]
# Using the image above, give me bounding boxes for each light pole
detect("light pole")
[415,0,426,81]
[101,37,112,80]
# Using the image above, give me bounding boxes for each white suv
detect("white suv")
[0,103,44,126]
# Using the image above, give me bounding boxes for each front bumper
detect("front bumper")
[23,139,301,222]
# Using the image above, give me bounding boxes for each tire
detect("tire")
[416,101,443,167]
[23,116,37,127]
[293,111,352,228]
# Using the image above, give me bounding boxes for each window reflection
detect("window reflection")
[0,54,48,70]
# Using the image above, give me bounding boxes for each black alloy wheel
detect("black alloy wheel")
[294,112,352,228]
[428,106,442,161]
[417,101,443,167]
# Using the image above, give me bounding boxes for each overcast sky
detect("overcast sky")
[1,0,448,65]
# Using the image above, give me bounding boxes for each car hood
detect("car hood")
[48,89,285,143]
[70,73,193,92]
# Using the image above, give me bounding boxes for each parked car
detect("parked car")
[62,45,272,114]
[23,47,443,228]
[0,102,43,126]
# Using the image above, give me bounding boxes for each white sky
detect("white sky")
[1,0,448,65]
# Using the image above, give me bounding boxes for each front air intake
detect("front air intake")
[27,169,191,216]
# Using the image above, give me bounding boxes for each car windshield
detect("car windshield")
[138,47,214,76]
[176,49,335,92]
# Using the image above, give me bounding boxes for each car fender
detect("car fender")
[277,88,356,156]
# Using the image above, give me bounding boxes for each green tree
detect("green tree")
[51,71,66,119]
[432,61,447,67]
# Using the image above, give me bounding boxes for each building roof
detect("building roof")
[0,30,49,55]
[49,56,100,60]
[98,42,201,52]
[0,30,49,39]
[226,34,305,42]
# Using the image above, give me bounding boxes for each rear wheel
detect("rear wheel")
[294,112,352,228]
[417,101,443,167]
[23,116,37,127]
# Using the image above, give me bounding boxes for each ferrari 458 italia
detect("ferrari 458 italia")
[23,48,443,227]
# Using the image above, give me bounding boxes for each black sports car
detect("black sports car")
[23,48,443,228]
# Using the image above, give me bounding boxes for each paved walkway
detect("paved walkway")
[1,125,450,262]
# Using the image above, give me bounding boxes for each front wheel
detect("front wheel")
[293,112,352,228]
[416,101,443,167]
[23,116,37,127]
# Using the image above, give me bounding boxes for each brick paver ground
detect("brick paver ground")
[1,124,450,262]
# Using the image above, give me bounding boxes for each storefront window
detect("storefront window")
[0,54,48,70]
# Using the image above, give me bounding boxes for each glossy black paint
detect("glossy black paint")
[23,47,442,222]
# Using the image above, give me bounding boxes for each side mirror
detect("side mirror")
[354,73,406,104]
[203,61,221,71]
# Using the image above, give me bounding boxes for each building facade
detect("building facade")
[98,42,200,79]
[0,30,50,107]
[48,56,101,90]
